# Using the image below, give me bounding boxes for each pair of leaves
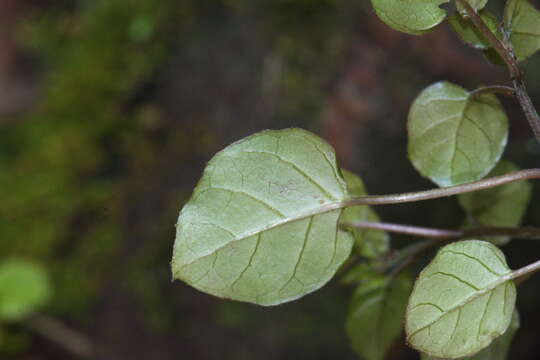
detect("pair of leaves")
[0,259,51,322]
[406,240,516,358]
[173,129,363,306]
[370,0,487,35]
[450,0,540,62]
[372,0,540,62]
[408,81,508,187]
[458,160,532,245]
[346,272,412,360]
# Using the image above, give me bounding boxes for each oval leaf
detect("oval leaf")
[421,310,520,360]
[347,272,413,360]
[408,82,508,187]
[459,160,532,245]
[406,240,516,358]
[340,170,389,259]
[370,0,449,35]
[504,0,540,61]
[172,128,354,306]
[449,10,501,50]
[0,259,52,322]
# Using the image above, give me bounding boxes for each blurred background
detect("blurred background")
[0,0,539,359]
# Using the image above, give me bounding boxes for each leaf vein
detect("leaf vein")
[427,271,480,290]
[278,216,313,295]
[411,302,445,313]
[477,290,494,340]
[206,187,286,218]
[439,250,505,276]
[231,233,262,290]
[243,150,337,200]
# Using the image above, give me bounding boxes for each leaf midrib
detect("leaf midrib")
[179,201,345,269]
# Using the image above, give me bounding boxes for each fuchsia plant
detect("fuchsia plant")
[172,0,540,359]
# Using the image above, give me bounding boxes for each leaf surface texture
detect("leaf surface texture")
[408,82,508,187]
[172,128,353,305]
[406,240,516,358]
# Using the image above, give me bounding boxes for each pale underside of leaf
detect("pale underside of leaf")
[408,82,508,187]
[370,0,449,35]
[172,129,354,306]
[421,310,520,360]
[406,240,516,358]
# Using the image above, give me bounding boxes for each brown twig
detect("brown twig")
[342,221,540,240]
[455,0,540,143]
[27,315,94,359]
[343,168,540,206]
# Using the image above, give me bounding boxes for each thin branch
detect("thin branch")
[27,315,94,359]
[509,259,540,284]
[343,221,540,240]
[343,221,461,239]
[455,0,540,143]
[454,0,519,77]
[465,226,540,239]
[470,85,516,98]
[514,81,540,141]
[342,168,540,206]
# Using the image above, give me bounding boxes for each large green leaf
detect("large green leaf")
[504,0,540,61]
[420,310,520,360]
[408,82,508,187]
[0,259,52,322]
[370,0,449,35]
[459,161,532,246]
[346,272,413,360]
[406,240,516,358]
[449,10,501,50]
[340,170,389,259]
[172,128,354,306]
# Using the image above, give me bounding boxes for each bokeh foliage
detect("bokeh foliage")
[0,0,363,357]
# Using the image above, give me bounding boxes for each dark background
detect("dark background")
[0,0,539,359]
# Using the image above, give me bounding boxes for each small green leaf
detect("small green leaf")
[456,0,489,16]
[420,310,520,360]
[0,259,52,322]
[360,209,390,258]
[340,261,382,285]
[340,170,389,259]
[449,10,501,50]
[406,240,516,358]
[347,272,413,360]
[483,48,507,66]
[408,82,508,187]
[459,161,532,246]
[504,0,540,61]
[172,128,354,306]
[370,0,449,35]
